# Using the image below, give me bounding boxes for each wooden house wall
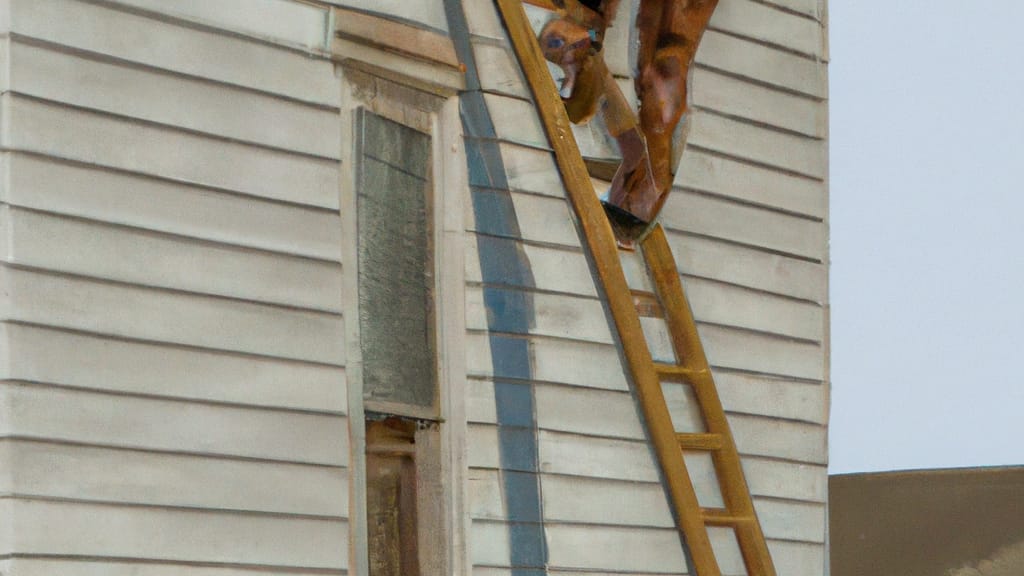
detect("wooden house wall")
[0,0,828,575]
[0,0,348,574]
[667,3,830,573]
[458,1,828,576]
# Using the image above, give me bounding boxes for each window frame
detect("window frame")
[335,28,470,576]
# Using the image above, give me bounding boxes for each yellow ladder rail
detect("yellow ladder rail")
[494,2,777,575]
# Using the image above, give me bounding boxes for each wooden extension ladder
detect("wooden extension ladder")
[495,2,778,575]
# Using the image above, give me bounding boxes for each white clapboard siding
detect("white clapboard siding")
[667,231,826,302]
[465,236,596,298]
[711,0,823,57]
[465,192,579,248]
[473,43,530,100]
[763,0,822,20]
[484,92,549,150]
[0,440,348,517]
[1,323,347,413]
[535,384,645,440]
[466,287,612,345]
[538,430,658,483]
[0,499,347,570]
[542,474,673,528]
[0,267,345,365]
[753,499,826,544]
[327,0,449,32]
[467,423,501,470]
[467,468,506,520]
[101,0,332,52]
[539,473,826,545]
[730,414,827,464]
[473,568,512,576]
[688,110,826,179]
[464,333,630,392]
[498,143,564,197]
[2,96,339,209]
[2,154,343,262]
[716,371,828,425]
[465,190,581,248]
[0,384,348,466]
[697,31,827,99]
[510,192,582,247]
[599,0,636,77]
[661,191,825,261]
[769,540,826,576]
[466,378,499,425]
[743,458,827,503]
[6,0,340,106]
[682,276,825,342]
[464,332,493,379]
[675,149,827,220]
[535,382,826,463]
[2,208,343,313]
[548,569,684,573]
[0,558,345,576]
[463,1,507,41]
[533,337,630,391]
[5,41,340,159]
[465,1,829,573]
[699,324,824,381]
[692,68,825,139]
[470,521,512,568]
[545,524,689,574]
[0,0,352,573]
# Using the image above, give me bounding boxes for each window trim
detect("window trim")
[337,44,470,576]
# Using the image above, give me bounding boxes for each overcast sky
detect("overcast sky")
[829,1,1024,473]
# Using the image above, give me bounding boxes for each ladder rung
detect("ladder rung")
[701,508,754,527]
[676,433,723,451]
[631,290,664,318]
[654,363,708,382]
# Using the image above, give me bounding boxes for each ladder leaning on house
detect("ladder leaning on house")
[495,2,778,575]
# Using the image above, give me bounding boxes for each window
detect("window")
[336,44,469,576]
[356,110,437,418]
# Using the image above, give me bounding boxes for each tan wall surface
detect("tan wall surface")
[830,467,1024,576]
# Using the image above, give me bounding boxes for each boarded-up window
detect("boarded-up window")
[365,418,420,576]
[356,109,437,414]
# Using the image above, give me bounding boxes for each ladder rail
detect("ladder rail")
[643,226,777,576]
[495,2,777,575]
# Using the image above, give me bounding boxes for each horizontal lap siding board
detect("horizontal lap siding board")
[458,6,675,573]
[1,153,344,262]
[0,0,348,572]
[675,150,827,220]
[664,8,829,574]
[0,439,348,517]
[0,499,347,570]
[1,207,343,313]
[1,323,347,413]
[325,0,449,33]
[697,31,827,99]
[94,0,333,52]
[4,40,341,159]
[5,0,340,107]
[3,95,339,209]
